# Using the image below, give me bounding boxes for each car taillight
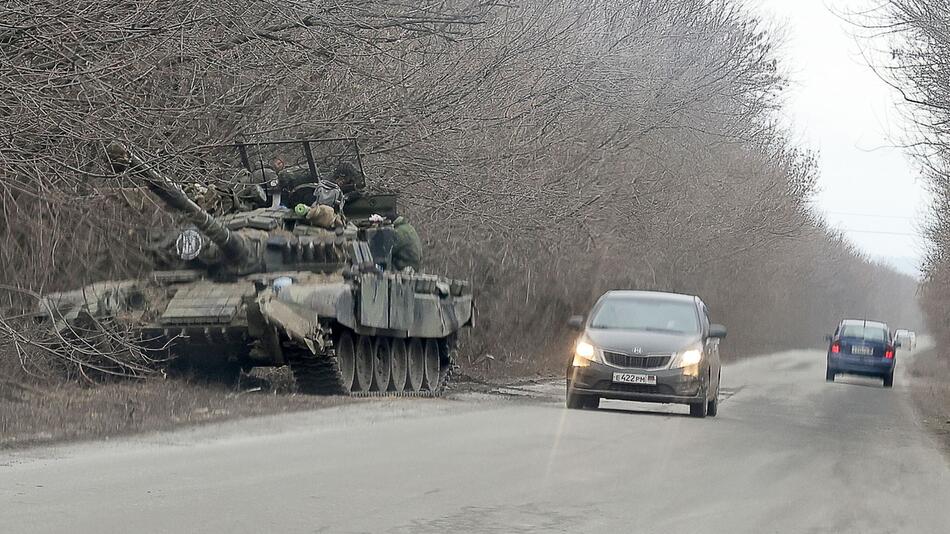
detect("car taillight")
[831,342,840,354]
[885,347,894,359]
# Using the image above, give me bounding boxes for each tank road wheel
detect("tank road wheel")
[354,336,375,393]
[407,338,426,392]
[336,332,356,393]
[423,339,442,392]
[390,338,409,392]
[374,338,393,392]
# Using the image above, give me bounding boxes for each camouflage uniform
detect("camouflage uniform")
[391,216,423,272]
[232,167,271,211]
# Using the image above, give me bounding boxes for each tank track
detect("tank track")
[288,336,457,397]
[287,353,348,395]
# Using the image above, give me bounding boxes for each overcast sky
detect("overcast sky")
[752,0,927,276]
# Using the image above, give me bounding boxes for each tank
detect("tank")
[34,139,474,396]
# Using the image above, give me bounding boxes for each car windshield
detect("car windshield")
[839,324,887,343]
[589,297,700,334]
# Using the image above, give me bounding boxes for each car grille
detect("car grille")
[598,382,675,395]
[603,351,670,369]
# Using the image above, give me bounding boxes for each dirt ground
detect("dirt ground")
[908,347,950,456]
[0,366,542,450]
[0,372,358,449]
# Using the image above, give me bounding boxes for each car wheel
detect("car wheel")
[825,367,835,382]
[585,396,600,410]
[565,380,587,409]
[883,372,894,388]
[706,371,721,417]
[706,392,718,417]
[690,374,710,418]
[689,400,707,418]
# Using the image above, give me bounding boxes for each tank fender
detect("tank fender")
[254,283,355,348]
[255,289,329,355]
[333,287,358,330]
[275,283,348,316]
[358,273,389,329]
[407,293,474,338]
[36,281,140,334]
[455,295,475,328]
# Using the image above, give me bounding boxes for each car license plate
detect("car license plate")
[612,372,657,385]
[851,345,873,356]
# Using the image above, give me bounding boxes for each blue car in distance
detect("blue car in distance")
[826,319,900,387]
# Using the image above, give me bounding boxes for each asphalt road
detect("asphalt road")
[2,347,949,533]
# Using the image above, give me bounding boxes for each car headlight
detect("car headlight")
[572,338,600,367]
[576,340,595,358]
[671,347,703,368]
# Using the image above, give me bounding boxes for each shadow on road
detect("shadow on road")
[590,402,690,418]
[832,375,887,389]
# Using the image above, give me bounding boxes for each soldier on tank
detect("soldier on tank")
[330,162,363,196]
[235,162,276,209]
[391,216,423,272]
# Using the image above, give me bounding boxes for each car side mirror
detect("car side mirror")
[894,340,902,348]
[567,315,585,330]
[824,334,833,342]
[709,324,727,339]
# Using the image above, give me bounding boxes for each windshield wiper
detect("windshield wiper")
[640,327,686,334]
[590,326,690,334]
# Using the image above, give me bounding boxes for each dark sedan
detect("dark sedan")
[565,290,726,418]
[826,319,899,387]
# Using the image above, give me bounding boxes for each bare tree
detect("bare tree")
[0,0,922,382]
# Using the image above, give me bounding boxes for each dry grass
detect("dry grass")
[908,348,950,456]
[0,370,352,449]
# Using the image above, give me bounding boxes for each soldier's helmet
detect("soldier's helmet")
[248,165,279,187]
[331,162,361,193]
[243,164,280,207]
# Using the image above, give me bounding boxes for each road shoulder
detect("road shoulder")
[908,346,950,459]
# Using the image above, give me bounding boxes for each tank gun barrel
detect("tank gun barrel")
[105,141,249,263]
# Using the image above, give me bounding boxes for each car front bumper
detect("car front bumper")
[568,360,705,405]
[829,354,894,377]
